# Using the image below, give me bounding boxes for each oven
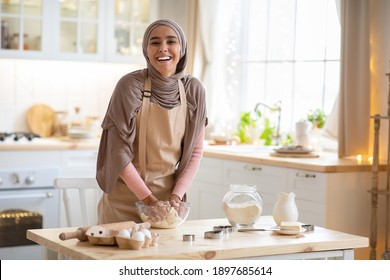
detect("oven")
[0,166,60,260]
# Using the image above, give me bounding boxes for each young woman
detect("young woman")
[96,19,207,223]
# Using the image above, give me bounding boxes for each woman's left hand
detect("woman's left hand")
[169,194,182,207]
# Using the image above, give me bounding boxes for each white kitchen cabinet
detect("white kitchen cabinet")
[105,0,158,64]
[59,150,98,177]
[0,150,61,168]
[50,0,105,62]
[222,160,288,216]
[0,0,105,61]
[189,156,334,227]
[188,157,290,220]
[0,0,50,59]
[187,157,224,220]
[0,0,157,62]
[287,169,327,226]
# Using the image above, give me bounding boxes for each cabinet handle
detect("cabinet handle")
[244,165,262,171]
[296,172,316,178]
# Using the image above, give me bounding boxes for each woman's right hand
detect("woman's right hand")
[142,194,158,206]
[141,195,169,223]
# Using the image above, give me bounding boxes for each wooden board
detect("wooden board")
[26,103,56,137]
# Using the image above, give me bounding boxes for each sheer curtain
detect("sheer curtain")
[337,0,371,157]
[188,0,239,134]
[335,0,390,158]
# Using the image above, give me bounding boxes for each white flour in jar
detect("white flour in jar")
[223,201,262,225]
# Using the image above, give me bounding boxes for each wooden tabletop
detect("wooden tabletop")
[27,216,368,260]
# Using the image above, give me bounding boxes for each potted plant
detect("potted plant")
[307,108,327,129]
[235,111,275,145]
[306,108,327,151]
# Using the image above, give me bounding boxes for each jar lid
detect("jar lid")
[229,184,257,192]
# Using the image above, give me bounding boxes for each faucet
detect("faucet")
[254,101,282,145]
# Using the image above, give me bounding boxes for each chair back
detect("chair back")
[54,178,102,227]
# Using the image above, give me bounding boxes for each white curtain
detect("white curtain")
[333,0,390,158]
[337,0,371,157]
[370,0,390,159]
[190,0,239,135]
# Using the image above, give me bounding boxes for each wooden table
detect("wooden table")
[27,216,368,260]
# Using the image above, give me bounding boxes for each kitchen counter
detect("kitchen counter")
[1,138,379,173]
[0,137,100,151]
[203,145,383,173]
[27,216,368,260]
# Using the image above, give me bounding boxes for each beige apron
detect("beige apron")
[98,77,187,224]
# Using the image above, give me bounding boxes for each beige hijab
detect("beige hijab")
[96,19,207,193]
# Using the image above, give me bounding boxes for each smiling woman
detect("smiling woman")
[96,19,207,224]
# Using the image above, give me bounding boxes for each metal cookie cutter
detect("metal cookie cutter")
[213,225,233,234]
[183,234,195,242]
[204,230,223,239]
[301,224,315,232]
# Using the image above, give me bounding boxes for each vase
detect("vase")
[272,192,299,226]
[295,121,309,148]
[308,126,323,152]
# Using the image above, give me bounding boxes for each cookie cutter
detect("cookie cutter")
[204,230,223,239]
[183,234,195,242]
[213,225,233,234]
[301,224,315,232]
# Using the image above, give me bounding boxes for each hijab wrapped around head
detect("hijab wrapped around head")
[96,19,207,193]
[141,18,188,108]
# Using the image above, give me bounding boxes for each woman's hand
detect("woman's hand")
[141,194,184,224]
[169,194,188,217]
[169,194,182,207]
[142,194,158,206]
[141,195,170,223]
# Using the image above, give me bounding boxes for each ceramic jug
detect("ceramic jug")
[272,192,299,226]
[295,121,309,148]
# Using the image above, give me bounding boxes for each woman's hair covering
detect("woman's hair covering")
[142,18,187,74]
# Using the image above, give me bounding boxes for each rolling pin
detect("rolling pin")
[59,221,151,241]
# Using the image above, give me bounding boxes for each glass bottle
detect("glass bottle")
[222,184,263,227]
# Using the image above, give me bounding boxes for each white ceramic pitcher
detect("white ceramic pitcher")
[272,192,299,226]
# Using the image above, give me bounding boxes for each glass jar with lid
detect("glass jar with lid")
[222,184,263,227]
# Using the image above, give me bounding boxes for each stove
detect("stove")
[0,132,41,142]
[0,166,60,260]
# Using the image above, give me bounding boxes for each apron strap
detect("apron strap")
[138,76,152,180]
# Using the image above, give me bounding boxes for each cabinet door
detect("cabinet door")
[105,0,158,63]
[287,169,327,226]
[223,160,288,215]
[0,0,158,62]
[0,0,50,59]
[187,157,224,220]
[51,0,105,61]
[59,150,98,177]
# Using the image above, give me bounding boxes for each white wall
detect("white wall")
[0,58,143,132]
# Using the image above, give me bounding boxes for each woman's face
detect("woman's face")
[146,25,181,77]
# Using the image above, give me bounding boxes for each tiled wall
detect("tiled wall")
[0,58,143,132]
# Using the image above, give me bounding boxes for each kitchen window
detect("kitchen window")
[207,0,340,136]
